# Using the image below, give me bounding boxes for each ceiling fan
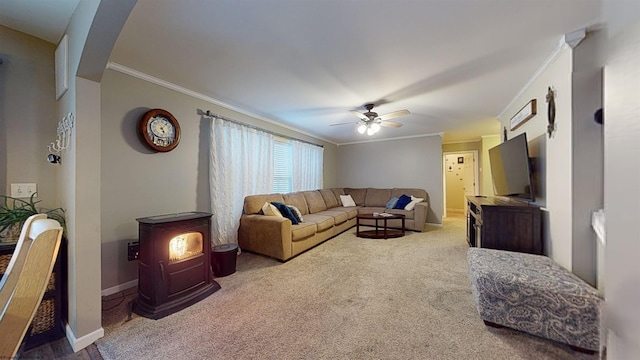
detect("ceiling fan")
[331,104,410,136]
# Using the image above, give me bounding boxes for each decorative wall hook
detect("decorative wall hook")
[47,112,74,164]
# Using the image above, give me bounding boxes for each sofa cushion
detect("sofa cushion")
[395,194,412,209]
[303,214,335,232]
[329,207,358,219]
[319,189,340,208]
[318,210,349,225]
[385,208,414,219]
[244,194,285,215]
[344,188,367,206]
[303,191,328,213]
[365,188,392,207]
[291,222,317,241]
[386,197,399,209]
[271,202,299,225]
[330,188,345,201]
[283,192,309,215]
[358,207,386,215]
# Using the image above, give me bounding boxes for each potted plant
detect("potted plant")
[0,193,66,243]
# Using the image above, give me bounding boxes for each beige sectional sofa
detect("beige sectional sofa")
[238,187,429,261]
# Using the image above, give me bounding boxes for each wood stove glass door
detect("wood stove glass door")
[160,230,208,303]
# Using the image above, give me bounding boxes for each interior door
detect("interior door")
[463,153,476,197]
[462,153,476,218]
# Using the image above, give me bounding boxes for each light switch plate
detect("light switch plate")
[10,183,37,198]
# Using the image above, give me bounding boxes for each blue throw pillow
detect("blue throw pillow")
[386,197,399,209]
[394,194,412,209]
[271,202,299,225]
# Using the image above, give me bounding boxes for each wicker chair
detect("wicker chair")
[0,216,63,358]
[0,214,46,307]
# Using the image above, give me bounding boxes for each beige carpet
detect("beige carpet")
[97,216,599,359]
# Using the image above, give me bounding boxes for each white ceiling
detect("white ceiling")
[0,0,79,44]
[2,0,603,145]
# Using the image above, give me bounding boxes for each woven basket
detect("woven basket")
[0,254,10,273]
[30,299,56,335]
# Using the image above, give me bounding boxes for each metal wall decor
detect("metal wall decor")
[546,87,556,138]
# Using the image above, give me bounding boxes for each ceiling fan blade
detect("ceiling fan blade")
[350,110,369,120]
[379,121,403,128]
[329,121,357,126]
[378,109,410,121]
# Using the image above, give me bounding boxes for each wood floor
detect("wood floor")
[21,338,102,360]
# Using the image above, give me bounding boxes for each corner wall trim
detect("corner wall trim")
[101,279,138,297]
[66,324,104,352]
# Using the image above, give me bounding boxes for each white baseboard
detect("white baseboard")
[66,324,104,352]
[101,279,137,297]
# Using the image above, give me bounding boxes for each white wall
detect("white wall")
[602,2,640,357]
[336,135,443,224]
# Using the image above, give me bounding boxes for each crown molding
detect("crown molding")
[105,62,337,146]
[337,132,443,146]
[442,138,482,145]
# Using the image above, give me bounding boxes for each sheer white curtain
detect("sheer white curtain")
[209,118,273,245]
[292,140,323,191]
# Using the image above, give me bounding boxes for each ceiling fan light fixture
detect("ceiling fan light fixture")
[357,123,367,134]
[367,126,376,136]
[371,123,381,133]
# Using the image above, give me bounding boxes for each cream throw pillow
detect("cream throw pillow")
[404,196,424,211]
[340,194,357,207]
[262,202,283,217]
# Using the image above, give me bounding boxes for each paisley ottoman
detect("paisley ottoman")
[467,248,603,353]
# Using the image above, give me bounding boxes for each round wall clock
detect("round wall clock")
[138,109,181,152]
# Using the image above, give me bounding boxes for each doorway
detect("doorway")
[443,151,479,217]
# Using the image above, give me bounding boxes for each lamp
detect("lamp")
[357,121,381,136]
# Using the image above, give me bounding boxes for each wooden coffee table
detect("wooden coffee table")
[356,213,405,239]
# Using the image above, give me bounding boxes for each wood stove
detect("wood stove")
[134,212,220,319]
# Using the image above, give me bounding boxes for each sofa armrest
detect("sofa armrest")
[413,202,429,232]
[238,214,292,261]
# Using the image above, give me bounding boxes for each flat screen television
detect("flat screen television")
[488,133,535,201]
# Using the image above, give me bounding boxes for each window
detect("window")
[272,138,323,193]
[272,139,293,193]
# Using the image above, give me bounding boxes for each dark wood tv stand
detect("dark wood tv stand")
[466,196,542,255]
